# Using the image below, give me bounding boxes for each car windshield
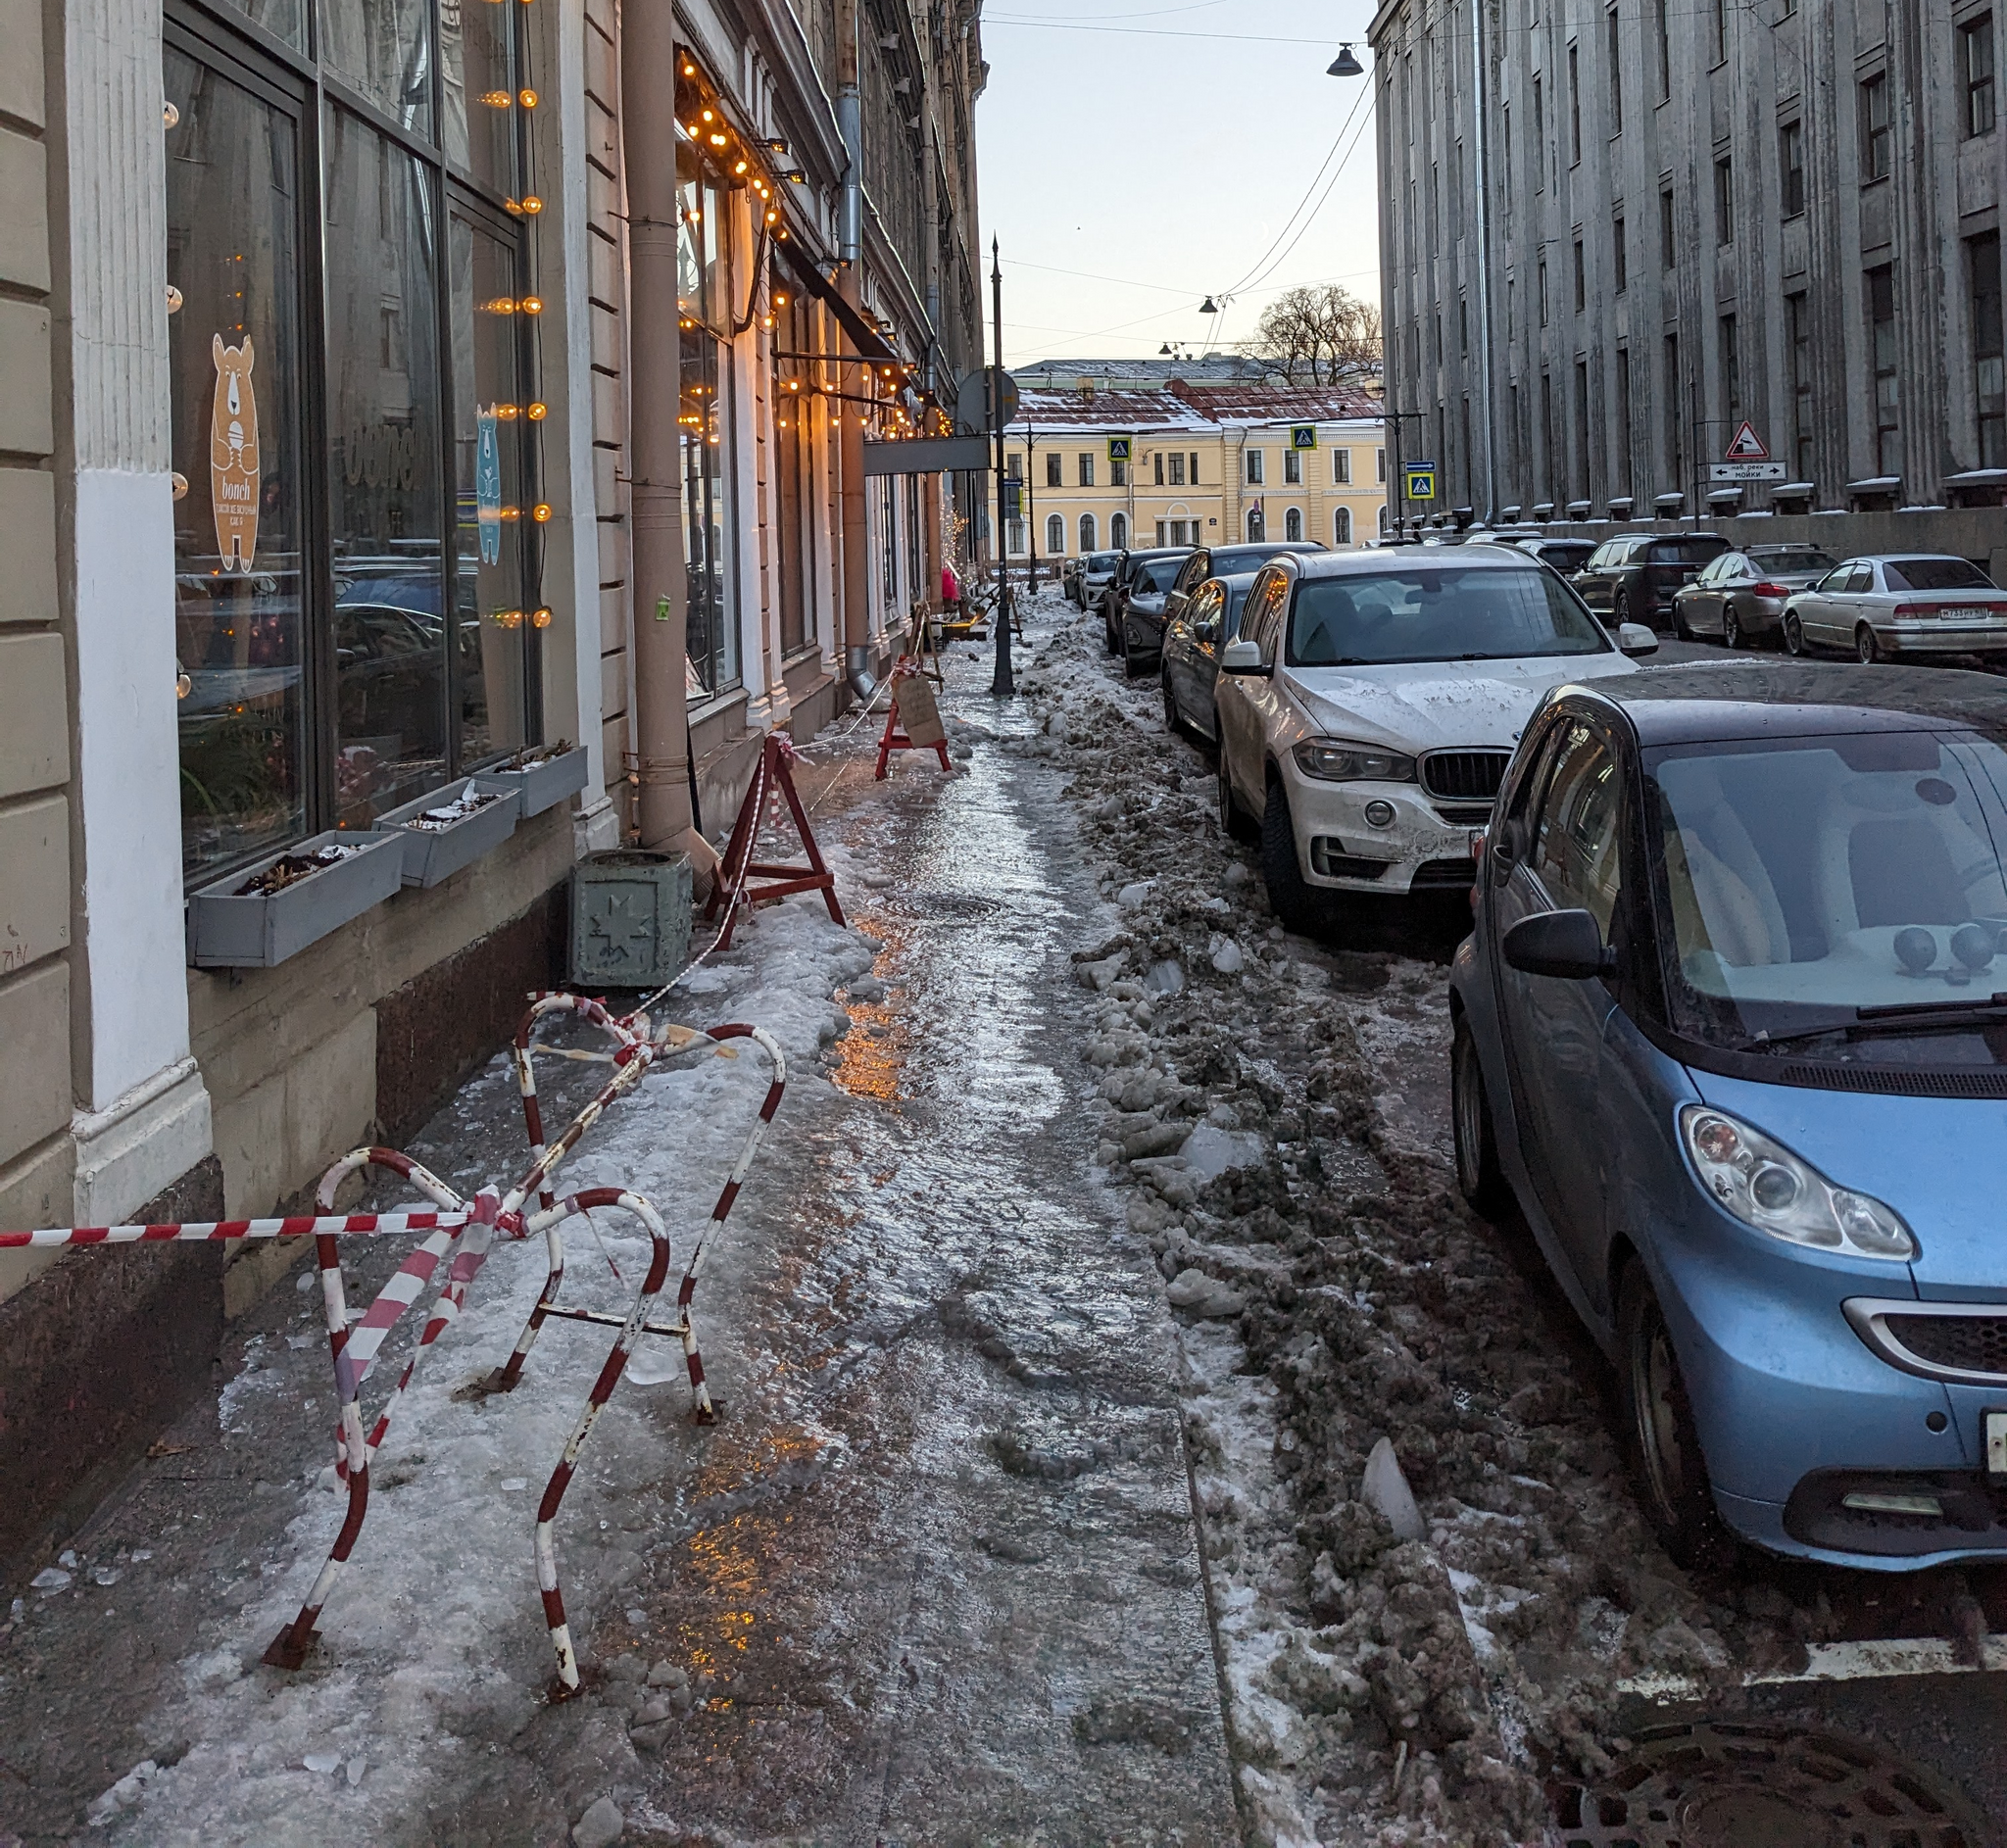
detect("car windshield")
[1287,566,1611,666]
[1644,729,2007,1067]
[1140,559,1185,592]
[1088,553,1117,571]
[1752,549,1836,575]
[1885,557,1992,591]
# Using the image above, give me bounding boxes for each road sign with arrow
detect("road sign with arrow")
[1709,419,1786,481]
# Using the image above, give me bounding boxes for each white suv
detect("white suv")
[1213,546,1657,929]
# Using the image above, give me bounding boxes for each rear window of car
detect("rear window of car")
[1885,557,1993,591]
[1543,543,1594,568]
[1087,553,1117,570]
[1645,537,1730,564]
[1140,559,1185,592]
[1750,549,1836,575]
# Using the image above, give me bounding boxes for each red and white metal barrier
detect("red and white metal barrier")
[3,991,787,1699]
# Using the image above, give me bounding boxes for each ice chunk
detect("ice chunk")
[646,1659,688,1688]
[1360,1436,1426,1542]
[30,1568,70,1591]
[571,1795,625,1848]
[1165,1269,1247,1319]
[1142,958,1185,997]
[499,1478,528,1492]
[58,1550,77,1570]
[303,1753,342,1775]
[92,1568,121,1587]
[1116,882,1151,910]
[1208,936,1245,974]
[345,1757,367,1786]
[1178,1124,1264,1183]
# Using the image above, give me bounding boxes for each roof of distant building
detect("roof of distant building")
[1007,377,1384,433]
[1009,354,1288,389]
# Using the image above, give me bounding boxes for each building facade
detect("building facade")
[1003,382,1389,561]
[0,0,984,1565]
[1372,0,2007,557]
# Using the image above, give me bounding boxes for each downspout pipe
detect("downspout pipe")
[835,0,871,695]
[836,0,862,266]
[619,0,696,852]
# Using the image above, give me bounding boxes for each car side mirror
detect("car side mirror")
[1503,907,1617,979]
[1196,617,1221,645]
[1220,638,1267,675]
[1617,622,1659,657]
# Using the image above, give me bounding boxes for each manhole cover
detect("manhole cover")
[1551,1722,1986,1848]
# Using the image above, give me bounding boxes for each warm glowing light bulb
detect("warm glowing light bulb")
[532,503,553,522]
[518,88,538,108]
[521,195,543,214]
[527,402,547,420]
[521,295,544,314]
[532,607,553,628]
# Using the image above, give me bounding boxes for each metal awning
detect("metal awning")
[775,238,898,364]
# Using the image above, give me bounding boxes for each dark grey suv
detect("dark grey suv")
[1572,532,1730,628]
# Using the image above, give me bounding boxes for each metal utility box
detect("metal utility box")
[569,850,692,990]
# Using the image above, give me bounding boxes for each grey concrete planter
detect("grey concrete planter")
[570,850,692,989]
[379,782,519,889]
[185,831,404,969]
[477,744,588,818]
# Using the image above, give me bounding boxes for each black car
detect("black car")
[1512,537,1596,577]
[1572,531,1731,627]
[1121,540,1325,674]
[1159,570,1261,743]
[1102,548,1192,660]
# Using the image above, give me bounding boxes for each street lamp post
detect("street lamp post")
[991,236,1014,696]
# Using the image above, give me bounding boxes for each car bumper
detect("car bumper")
[1121,608,1167,654]
[1283,763,1485,896]
[1640,1194,1991,1567]
[1868,619,2007,654]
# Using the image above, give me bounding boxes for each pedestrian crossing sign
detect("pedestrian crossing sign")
[1405,462,1437,500]
[1291,424,1318,450]
[1107,436,1133,462]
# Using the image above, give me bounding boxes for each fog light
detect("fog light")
[1841,1490,1944,1517]
[1363,800,1395,828]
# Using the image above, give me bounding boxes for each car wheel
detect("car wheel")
[1618,1263,1736,1571]
[1161,667,1186,738]
[1673,598,1694,642]
[1857,624,1884,664]
[1784,612,1806,656]
[1122,627,1148,679]
[1217,754,1258,844]
[1451,1016,1511,1220]
[1103,612,1119,657]
[1260,779,1318,935]
[1612,590,1632,631]
[1722,608,1743,651]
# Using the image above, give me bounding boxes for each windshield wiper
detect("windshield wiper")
[1747,991,2007,1049]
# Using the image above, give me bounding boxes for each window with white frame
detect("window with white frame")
[1110,511,1128,547]
[1046,512,1065,555]
[1079,511,1097,550]
[1285,507,1303,540]
[1284,449,1301,484]
[1335,448,1352,483]
[1246,449,1265,485]
[1335,505,1353,544]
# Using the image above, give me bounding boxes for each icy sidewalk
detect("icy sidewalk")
[0,611,1238,1848]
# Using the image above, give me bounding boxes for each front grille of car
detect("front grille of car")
[1419,751,1510,802]
[1885,1314,2007,1379]
[1433,802,1493,826]
[1778,1061,2007,1098]
[1410,857,1478,889]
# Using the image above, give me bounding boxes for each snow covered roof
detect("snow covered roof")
[1007,381,1384,434]
[1011,388,1218,432]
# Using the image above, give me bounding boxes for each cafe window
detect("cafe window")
[678,125,740,697]
[166,0,537,878]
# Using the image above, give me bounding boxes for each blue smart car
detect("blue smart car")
[1451,660,2007,1569]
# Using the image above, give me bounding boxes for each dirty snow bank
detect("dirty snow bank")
[1014,608,1789,1847]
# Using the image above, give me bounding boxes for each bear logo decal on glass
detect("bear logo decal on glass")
[211,333,261,573]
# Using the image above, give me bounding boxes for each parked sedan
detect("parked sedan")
[1669,544,1836,648]
[1073,550,1120,611]
[1159,569,1261,743]
[1212,545,1657,929]
[1144,539,1328,671]
[1104,548,1192,668]
[1573,531,1730,628]
[1783,556,2007,662]
[1453,660,2007,1569]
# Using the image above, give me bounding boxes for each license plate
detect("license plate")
[1986,1410,2007,1480]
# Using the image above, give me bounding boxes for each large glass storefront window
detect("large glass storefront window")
[166,0,537,877]
[677,139,738,697]
[167,45,309,872]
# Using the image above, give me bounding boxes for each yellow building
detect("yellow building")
[1003,383,1390,562]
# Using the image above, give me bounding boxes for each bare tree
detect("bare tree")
[1243,285,1383,386]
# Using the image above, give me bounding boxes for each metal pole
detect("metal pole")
[1469,0,1498,523]
[991,236,1014,695]
[1024,413,1038,592]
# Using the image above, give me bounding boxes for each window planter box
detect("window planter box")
[477,744,589,818]
[378,782,520,889]
[570,850,692,990]
[185,830,404,969]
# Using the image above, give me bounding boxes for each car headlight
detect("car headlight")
[1292,739,1416,782]
[1678,1104,1916,1261]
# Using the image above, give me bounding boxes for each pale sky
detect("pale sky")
[975,1,1385,369]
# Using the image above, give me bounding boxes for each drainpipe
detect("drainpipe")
[837,0,862,266]
[619,0,697,850]
[835,0,872,695]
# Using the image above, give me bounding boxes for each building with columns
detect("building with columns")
[1002,381,1389,560]
[0,0,984,1563]
[1372,0,2007,562]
